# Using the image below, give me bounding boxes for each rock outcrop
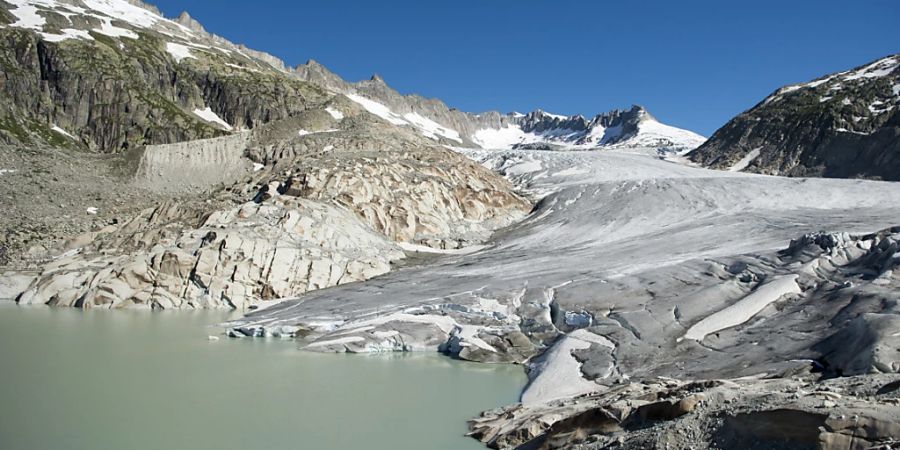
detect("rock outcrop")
[246,109,530,248]
[469,375,900,450]
[18,195,404,309]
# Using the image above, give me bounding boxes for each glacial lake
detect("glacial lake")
[0,304,525,450]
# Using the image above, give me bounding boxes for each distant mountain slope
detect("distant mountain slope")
[689,54,900,180]
[0,0,326,151]
[471,106,705,151]
[294,60,706,151]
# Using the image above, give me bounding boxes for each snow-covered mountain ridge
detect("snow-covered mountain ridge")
[471,105,706,151]
[295,60,706,151]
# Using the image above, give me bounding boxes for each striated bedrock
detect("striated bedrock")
[689,54,900,180]
[6,107,530,309]
[245,104,532,248]
[16,194,403,309]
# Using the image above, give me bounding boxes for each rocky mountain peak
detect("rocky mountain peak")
[519,110,589,133]
[175,11,205,33]
[628,104,651,118]
[292,59,346,91]
[370,73,387,84]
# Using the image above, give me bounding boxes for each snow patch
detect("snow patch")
[86,207,99,215]
[522,334,601,405]
[51,125,74,139]
[402,112,462,143]
[325,107,344,120]
[297,129,339,136]
[544,112,569,120]
[843,57,899,81]
[472,125,533,149]
[868,102,895,115]
[41,28,94,42]
[397,242,487,255]
[836,128,872,136]
[8,0,48,30]
[683,275,801,341]
[95,20,138,38]
[346,94,407,125]
[192,107,233,131]
[346,94,461,142]
[224,63,260,73]
[166,42,195,63]
[6,0,162,42]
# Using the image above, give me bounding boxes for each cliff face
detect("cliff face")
[0,3,327,152]
[689,54,900,180]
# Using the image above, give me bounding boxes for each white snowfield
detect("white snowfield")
[233,147,900,404]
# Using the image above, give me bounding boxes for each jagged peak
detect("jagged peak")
[370,73,386,84]
[175,11,205,33]
[628,104,655,121]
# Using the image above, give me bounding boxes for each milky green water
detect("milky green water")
[0,304,525,450]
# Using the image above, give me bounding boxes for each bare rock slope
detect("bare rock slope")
[8,103,529,309]
[689,54,900,180]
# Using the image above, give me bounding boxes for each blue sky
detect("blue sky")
[152,0,899,136]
